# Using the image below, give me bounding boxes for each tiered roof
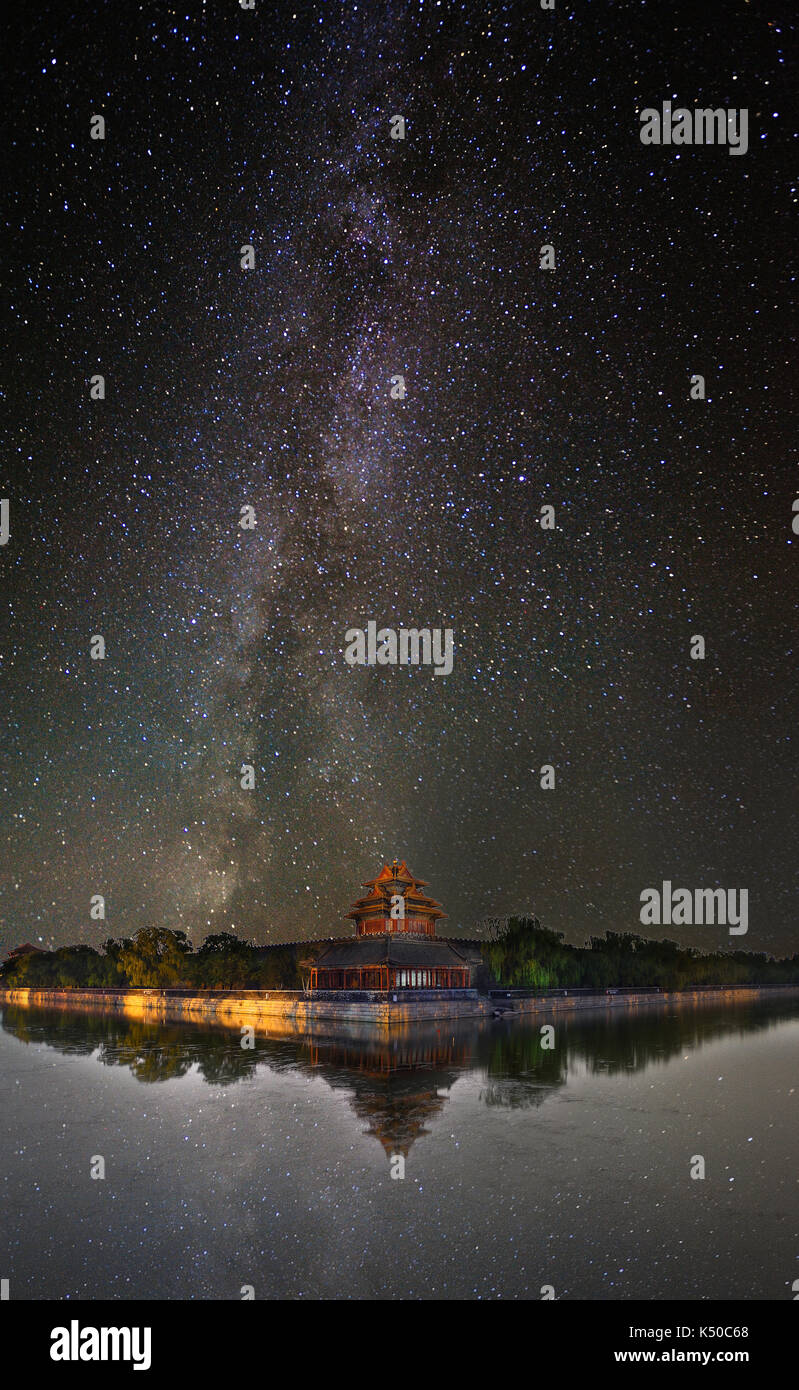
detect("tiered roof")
[346,858,446,927]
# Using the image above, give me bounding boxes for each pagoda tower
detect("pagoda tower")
[310,859,472,992]
[347,858,446,938]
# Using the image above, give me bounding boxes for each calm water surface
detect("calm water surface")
[1,999,797,1300]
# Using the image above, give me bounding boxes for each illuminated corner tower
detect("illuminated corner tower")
[310,859,471,991]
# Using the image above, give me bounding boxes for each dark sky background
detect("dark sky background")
[0,0,795,957]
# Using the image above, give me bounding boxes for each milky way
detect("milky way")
[1,1,795,953]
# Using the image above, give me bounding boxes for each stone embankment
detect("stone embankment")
[0,985,487,1026]
[1,983,797,1030]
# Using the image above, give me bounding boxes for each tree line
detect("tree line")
[0,930,321,991]
[1,918,797,992]
[481,917,799,989]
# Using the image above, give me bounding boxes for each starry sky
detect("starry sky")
[1,0,795,956]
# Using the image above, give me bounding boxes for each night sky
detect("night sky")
[1,1,795,957]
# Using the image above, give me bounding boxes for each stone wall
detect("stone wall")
[488,985,799,1015]
[0,985,487,1026]
[1,984,796,1030]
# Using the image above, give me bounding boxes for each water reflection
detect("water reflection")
[2,998,797,1158]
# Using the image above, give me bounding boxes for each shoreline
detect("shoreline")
[1,983,798,1031]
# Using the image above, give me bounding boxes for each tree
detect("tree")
[197,933,253,989]
[117,928,194,988]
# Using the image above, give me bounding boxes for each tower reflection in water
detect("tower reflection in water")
[2,1001,794,1159]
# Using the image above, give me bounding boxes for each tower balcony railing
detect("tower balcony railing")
[355,917,437,936]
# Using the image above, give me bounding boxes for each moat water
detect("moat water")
[1,998,797,1300]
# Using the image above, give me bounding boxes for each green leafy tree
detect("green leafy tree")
[117,928,194,987]
[197,932,255,989]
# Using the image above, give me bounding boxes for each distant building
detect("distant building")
[4,943,45,963]
[310,860,473,991]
